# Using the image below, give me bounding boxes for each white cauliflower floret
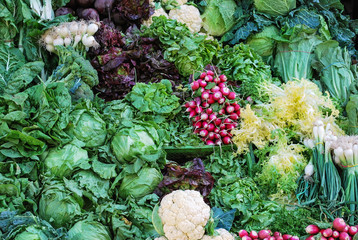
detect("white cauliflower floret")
[169,5,202,33]
[143,8,169,27]
[201,229,236,240]
[162,0,188,6]
[158,190,211,240]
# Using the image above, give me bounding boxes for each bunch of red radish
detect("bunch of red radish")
[238,229,299,240]
[305,218,357,240]
[184,70,240,145]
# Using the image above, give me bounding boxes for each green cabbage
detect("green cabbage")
[67,220,111,240]
[43,143,89,178]
[39,182,83,228]
[15,232,40,240]
[201,0,238,36]
[254,0,296,17]
[111,122,164,165]
[247,25,280,57]
[119,167,162,199]
[69,108,107,148]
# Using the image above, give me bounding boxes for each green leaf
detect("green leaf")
[152,203,164,236]
[205,82,216,90]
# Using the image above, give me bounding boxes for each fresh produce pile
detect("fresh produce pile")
[1,0,358,239]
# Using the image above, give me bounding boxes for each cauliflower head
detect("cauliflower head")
[159,190,211,240]
[143,8,169,27]
[201,229,236,240]
[169,5,202,33]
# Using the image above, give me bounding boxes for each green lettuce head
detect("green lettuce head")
[43,143,90,178]
[39,182,83,228]
[254,0,296,17]
[119,167,162,199]
[15,232,40,240]
[201,0,238,36]
[247,25,280,57]
[111,122,165,165]
[70,108,107,148]
[68,220,111,240]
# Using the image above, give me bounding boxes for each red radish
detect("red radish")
[218,97,225,104]
[195,106,203,114]
[228,91,236,100]
[223,136,231,144]
[214,128,220,134]
[348,226,358,236]
[258,230,271,239]
[333,218,346,232]
[201,113,208,121]
[188,101,196,108]
[207,123,215,132]
[224,118,232,124]
[218,82,226,88]
[218,109,225,115]
[306,225,320,235]
[323,229,333,238]
[250,231,258,239]
[282,235,292,240]
[214,77,221,84]
[290,237,299,240]
[213,91,222,101]
[205,75,213,82]
[226,124,235,130]
[328,237,335,240]
[191,81,200,90]
[199,129,208,137]
[199,80,207,88]
[207,70,214,76]
[214,118,222,126]
[221,87,230,96]
[215,133,221,139]
[262,238,268,240]
[234,104,241,111]
[211,86,221,92]
[208,132,215,140]
[274,232,282,238]
[184,102,190,108]
[219,74,227,82]
[344,226,350,232]
[239,230,249,238]
[206,108,213,114]
[202,121,209,129]
[226,105,235,114]
[209,114,217,121]
[193,121,201,129]
[305,236,315,240]
[332,231,340,238]
[236,110,241,116]
[230,113,239,120]
[339,232,350,240]
[215,139,222,145]
[201,91,210,100]
[208,97,215,104]
[206,140,214,145]
[277,237,283,240]
[192,116,200,122]
[220,124,226,130]
[320,238,327,240]
[200,87,205,93]
[194,129,200,134]
[202,102,210,108]
[186,107,192,112]
[220,130,228,137]
[242,236,252,240]
[189,111,196,118]
[200,72,206,79]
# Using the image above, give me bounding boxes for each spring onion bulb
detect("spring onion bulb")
[305,162,314,177]
[46,44,55,52]
[44,35,54,44]
[53,37,64,46]
[87,23,99,36]
[64,37,72,46]
[69,22,79,35]
[73,35,82,48]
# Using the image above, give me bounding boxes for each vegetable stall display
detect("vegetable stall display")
[1,0,358,239]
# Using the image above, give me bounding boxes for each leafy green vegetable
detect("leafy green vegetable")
[254,0,296,17]
[0,211,67,240]
[201,0,238,36]
[142,16,219,76]
[39,181,83,228]
[119,167,162,199]
[313,40,355,107]
[246,25,280,57]
[42,142,90,178]
[214,43,276,101]
[273,25,323,83]
[67,219,112,240]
